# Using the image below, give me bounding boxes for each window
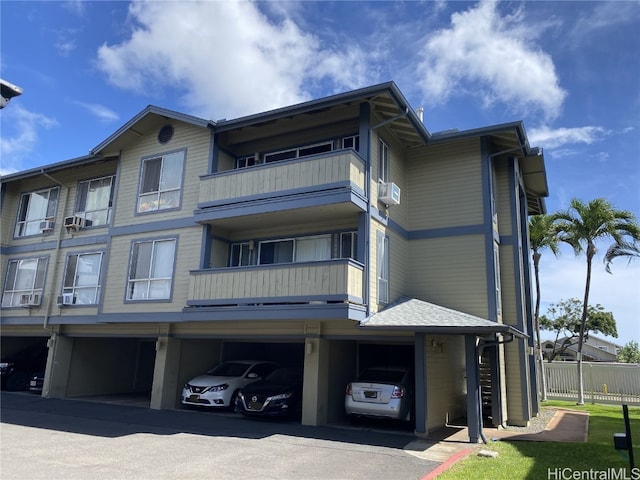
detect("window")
[494,242,502,315]
[339,231,357,259]
[137,151,184,213]
[2,257,47,307]
[263,141,334,164]
[256,235,332,265]
[259,239,294,264]
[377,232,389,304]
[230,242,253,267]
[62,252,103,304]
[378,139,389,183]
[342,136,360,151]
[14,187,59,237]
[76,176,115,227]
[127,238,176,300]
[235,155,263,169]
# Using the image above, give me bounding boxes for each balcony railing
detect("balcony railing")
[199,150,366,205]
[187,259,364,306]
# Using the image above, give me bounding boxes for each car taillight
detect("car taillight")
[391,386,405,398]
[346,383,352,395]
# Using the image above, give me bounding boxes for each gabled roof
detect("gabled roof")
[361,296,526,337]
[91,105,214,156]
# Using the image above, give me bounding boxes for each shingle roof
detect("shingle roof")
[361,296,526,337]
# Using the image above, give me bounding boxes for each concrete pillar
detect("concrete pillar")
[414,333,427,435]
[301,338,329,426]
[150,336,182,410]
[43,333,73,399]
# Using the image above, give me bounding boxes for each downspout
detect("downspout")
[41,170,70,333]
[476,332,515,443]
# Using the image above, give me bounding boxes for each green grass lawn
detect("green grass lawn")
[437,401,639,480]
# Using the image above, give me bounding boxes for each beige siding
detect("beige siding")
[113,122,210,227]
[426,335,466,430]
[102,226,202,314]
[407,138,483,231]
[189,261,363,302]
[504,341,525,424]
[498,244,517,326]
[199,151,365,204]
[407,235,489,318]
[494,158,513,236]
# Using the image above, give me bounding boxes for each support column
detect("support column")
[414,333,427,435]
[42,333,73,399]
[301,338,329,426]
[465,334,482,443]
[150,336,181,410]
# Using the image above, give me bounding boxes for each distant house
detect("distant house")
[542,335,622,362]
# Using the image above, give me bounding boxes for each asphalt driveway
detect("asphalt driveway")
[0,392,441,480]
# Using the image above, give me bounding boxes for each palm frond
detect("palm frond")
[604,241,640,273]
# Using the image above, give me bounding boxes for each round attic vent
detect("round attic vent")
[158,124,174,144]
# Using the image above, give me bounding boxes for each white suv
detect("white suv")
[181,360,279,409]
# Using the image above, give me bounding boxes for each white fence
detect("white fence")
[543,362,640,405]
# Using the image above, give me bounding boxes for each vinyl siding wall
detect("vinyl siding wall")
[113,122,210,227]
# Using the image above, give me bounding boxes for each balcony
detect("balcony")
[187,259,364,307]
[195,151,367,227]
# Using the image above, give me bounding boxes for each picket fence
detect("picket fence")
[542,361,640,405]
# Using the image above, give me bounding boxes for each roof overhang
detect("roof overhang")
[0,154,113,183]
[360,296,527,338]
[215,81,431,149]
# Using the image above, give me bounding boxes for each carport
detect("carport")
[360,296,528,443]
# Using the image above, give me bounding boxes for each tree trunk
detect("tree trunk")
[533,252,547,401]
[576,244,595,405]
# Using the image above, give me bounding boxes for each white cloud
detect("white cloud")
[416,1,566,120]
[72,101,120,123]
[95,0,369,119]
[0,104,58,173]
[529,125,609,149]
[537,253,640,346]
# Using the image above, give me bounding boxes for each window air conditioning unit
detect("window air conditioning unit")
[39,220,54,233]
[19,293,40,307]
[64,215,85,231]
[378,181,401,206]
[57,293,76,306]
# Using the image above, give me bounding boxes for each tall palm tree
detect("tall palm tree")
[553,198,640,405]
[529,214,560,402]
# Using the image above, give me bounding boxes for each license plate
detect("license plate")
[30,380,37,387]
[189,394,200,401]
[364,391,377,399]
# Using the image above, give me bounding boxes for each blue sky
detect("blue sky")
[1,1,638,347]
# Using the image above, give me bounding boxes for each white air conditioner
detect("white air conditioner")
[378,181,401,206]
[39,220,54,233]
[57,293,76,306]
[19,293,40,307]
[64,215,85,231]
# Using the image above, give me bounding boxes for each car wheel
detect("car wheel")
[230,390,240,412]
[6,371,29,391]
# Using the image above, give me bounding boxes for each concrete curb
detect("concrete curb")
[420,447,475,479]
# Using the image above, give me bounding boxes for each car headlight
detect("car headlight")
[0,362,11,368]
[205,383,229,392]
[269,392,292,401]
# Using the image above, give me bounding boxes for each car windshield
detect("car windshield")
[266,368,302,383]
[207,362,250,377]
[358,368,406,383]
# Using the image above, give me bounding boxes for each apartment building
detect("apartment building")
[0,82,548,441]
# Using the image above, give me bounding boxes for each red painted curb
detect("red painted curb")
[420,448,475,480]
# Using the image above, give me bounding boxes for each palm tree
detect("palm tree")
[529,214,560,402]
[553,198,640,405]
